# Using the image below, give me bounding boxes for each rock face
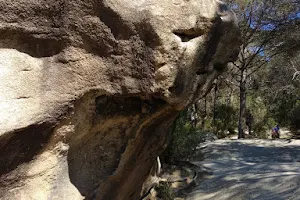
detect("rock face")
[0,0,240,199]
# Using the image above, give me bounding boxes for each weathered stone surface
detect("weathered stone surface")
[0,0,240,199]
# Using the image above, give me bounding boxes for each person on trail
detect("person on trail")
[272,124,280,139]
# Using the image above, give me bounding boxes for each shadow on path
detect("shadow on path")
[186,139,300,200]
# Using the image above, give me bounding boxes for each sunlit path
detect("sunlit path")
[186,139,300,200]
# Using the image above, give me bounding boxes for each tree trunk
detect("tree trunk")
[238,71,246,139]
[189,104,198,128]
[201,97,207,129]
[213,82,218,129]
[248,124,252,136]
[246,111,253,136]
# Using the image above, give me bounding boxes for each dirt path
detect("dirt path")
[186,139,300,200]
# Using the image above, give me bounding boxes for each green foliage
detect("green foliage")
[155,182,174,200]
[252,117,273,138]
[248,96,266,122]
[247,96,268,137]
[203,118,213,131]
[252,122,267,138]
[214,104,238,137]
[290,102,300,129]
[162,110,207,164]
[266,86,300,129]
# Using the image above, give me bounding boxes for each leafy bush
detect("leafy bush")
[247,96,275,138]
[214,104,238,137]
[253,120,269,139]
[162,110,207,164]
[290,103,300,129]
[155,182,174,200]
[268,92,299,129]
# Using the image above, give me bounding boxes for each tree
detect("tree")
[225,0,300,138]
[263,53,300,130]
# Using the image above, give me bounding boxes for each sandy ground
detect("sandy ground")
[186,139,300,200]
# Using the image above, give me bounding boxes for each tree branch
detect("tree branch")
[290,60,300,80]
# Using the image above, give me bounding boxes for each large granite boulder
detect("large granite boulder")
[0,0,240,199]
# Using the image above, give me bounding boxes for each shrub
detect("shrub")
[253,120,269,139]
[162,110,206,164]
[214,104,238,137]
[290,103,300,129]
[155,182,174,200]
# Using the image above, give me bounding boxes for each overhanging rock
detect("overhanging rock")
[0,0,240,199]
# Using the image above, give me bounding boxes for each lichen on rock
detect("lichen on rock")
[0,0,240,199]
